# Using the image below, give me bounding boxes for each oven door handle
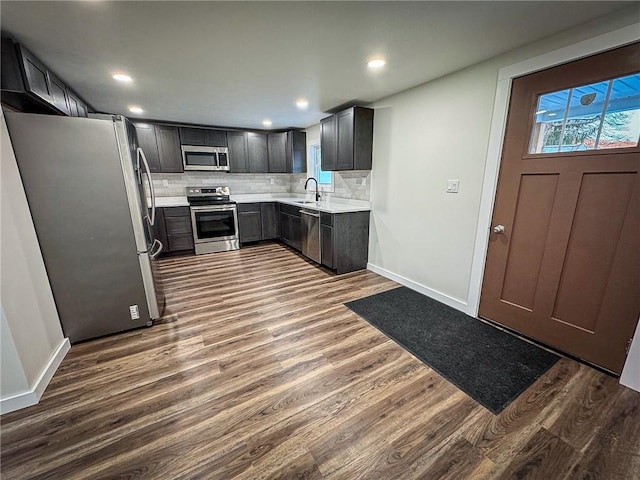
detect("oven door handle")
[190,205,236,212]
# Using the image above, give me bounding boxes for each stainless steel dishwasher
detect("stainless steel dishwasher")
[300,208,321,263]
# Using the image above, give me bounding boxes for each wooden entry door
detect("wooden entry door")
[479,43,640,374]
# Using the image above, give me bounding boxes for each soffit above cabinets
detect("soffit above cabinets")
[0,1,633,129]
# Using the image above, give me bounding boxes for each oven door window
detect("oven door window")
[195,210,236,239]
[184,151,218,168]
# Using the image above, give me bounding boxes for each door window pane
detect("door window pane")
[529,72,640,154]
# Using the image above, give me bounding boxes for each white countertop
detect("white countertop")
[151,194,370,214]
[153,196,190,207]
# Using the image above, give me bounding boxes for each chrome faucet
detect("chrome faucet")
[304,177,321,202]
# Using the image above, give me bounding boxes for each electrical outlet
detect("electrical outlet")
[129,305,140,320]
[162,179,169,187]
[446,180,460,193]
[270,177,275,185]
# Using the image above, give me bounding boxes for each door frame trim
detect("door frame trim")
[468,23,640,318]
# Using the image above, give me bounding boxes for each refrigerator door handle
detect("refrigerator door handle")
[137,147,156,226]
[149,239,163,259]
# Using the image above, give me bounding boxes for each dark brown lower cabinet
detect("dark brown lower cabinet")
[238,202,281,243]
[155,202,368,274]
[238,203,263,243]
[154,207,194,255]
[279,203,302,251]
[316,211,370,274]
[320,214,333,269]
[277,205,369,273]
[261,203,279,240]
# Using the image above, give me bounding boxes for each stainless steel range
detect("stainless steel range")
[187,186,239,254]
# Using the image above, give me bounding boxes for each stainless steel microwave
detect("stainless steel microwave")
[181,145,230,171]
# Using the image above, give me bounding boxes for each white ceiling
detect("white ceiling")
[0,1,633,129]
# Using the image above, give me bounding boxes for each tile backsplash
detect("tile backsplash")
[151,172,290,196]
[151,170,371,201]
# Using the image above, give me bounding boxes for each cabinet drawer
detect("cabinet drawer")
[163,206,190,218]
[279,203,302,217]
[167,234,194,252]
[165,216,192,236]
[237,203,261,213]
[320,213,333,226]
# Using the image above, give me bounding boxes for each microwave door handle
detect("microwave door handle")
[137,147,156,226]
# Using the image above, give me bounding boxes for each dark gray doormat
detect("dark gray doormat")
[345,287,559,413]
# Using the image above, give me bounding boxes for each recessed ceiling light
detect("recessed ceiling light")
[128,106,144,114]
[367,58,386,69]
[296,99,309,109]
[112,73,133,83]
[262,119,272,127]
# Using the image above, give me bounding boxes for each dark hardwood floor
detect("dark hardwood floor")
[2,242,639,479]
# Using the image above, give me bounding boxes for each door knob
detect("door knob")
[493,225,505,234]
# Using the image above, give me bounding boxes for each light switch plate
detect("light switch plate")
[446,180,460,193]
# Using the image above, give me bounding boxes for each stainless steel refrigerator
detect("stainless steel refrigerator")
[5,111,165,343]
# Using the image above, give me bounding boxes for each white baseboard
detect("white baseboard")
[1,337,70,415]
[366,263,473,315]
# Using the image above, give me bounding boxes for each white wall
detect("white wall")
[367,8,640,378]
[1,111,70,413]
[370,60,496,306]
[1,307,29,396]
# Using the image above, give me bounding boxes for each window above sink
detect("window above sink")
[309,144,333,192]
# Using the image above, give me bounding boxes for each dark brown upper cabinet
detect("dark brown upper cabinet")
[267,132,287,173]
[286,130,307,174]
[18,44,53,105]
[65,90,88,118]
[321,106,373,171]
[155,126,184,173]
[320,115,337,170]
[67,93,79,117]
[247,132,269,173]
[1,37,91,117]
[45,72,69,115]
[179,127,227,147]
[227,131,250,173]
[75,95,88,117]
[134,123,162,172]
[268,130,308,174]
[134,123,183,173]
